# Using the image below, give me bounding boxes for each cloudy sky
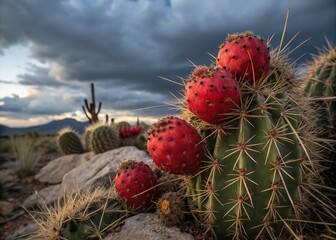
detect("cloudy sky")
[0,0,335,127]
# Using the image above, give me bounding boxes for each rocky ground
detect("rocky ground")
[0,151,62,240]
[0,146,202,240]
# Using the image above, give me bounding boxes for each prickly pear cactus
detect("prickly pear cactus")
[57,128,85,155]
[91,124,119,154]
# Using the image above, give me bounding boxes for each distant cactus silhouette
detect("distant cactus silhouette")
[82,83,102,124]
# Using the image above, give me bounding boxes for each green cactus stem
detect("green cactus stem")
[183,53,331,239]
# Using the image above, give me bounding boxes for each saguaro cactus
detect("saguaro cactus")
[82,83,102,124]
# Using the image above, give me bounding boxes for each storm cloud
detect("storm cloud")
[0,0,335,124]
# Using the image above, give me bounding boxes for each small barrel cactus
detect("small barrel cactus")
[117,121,131,129]
[33,186,129,240]
[303,43,336,137]
[91,124,119,154]
[302,42,336,199]
[57,128,84,155]
[83,124,96,151]
[60,198,124,239]
[120,137,136,147]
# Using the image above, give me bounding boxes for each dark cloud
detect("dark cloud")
[0,0,335,122]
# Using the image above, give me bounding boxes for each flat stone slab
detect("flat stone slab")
[23,184,61,209]
[61,147,153,194]
[35,152,93,184]
[104,213,194,240]
[5,222,40,240]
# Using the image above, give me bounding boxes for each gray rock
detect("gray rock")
[91,170,116,188]
[61,147,153,194]
[0,168,18,185]
[104,213,194,240]
[0,201,14,216]
[35,152,93,184]
[5,222,40,240]
[23,184,61,209]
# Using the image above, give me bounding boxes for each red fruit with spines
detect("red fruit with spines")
[217,31,270,83]
[147,116,204,175]
[114,160,157,209]
[185,66,241,124]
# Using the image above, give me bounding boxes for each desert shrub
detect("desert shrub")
[11,135,42,177]
[0,138,11,154]
[38,136,59,154]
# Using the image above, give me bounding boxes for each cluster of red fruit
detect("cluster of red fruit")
[118,125,142,138]
[113,32,271,210]
[148,31,270,174]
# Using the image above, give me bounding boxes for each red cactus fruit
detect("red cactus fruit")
[114,160,157,209]
[217,31,270,83]
[147,116,204,175]
[119,126,142,138]
[118,127,132,138]
[131,125,142,135]
[185,66,241,124]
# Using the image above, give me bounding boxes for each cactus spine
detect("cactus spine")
[303,42,336,200]
[33,187,129,240]
[57,128,84,155]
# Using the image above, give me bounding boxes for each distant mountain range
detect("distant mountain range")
[0,118,89,136]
